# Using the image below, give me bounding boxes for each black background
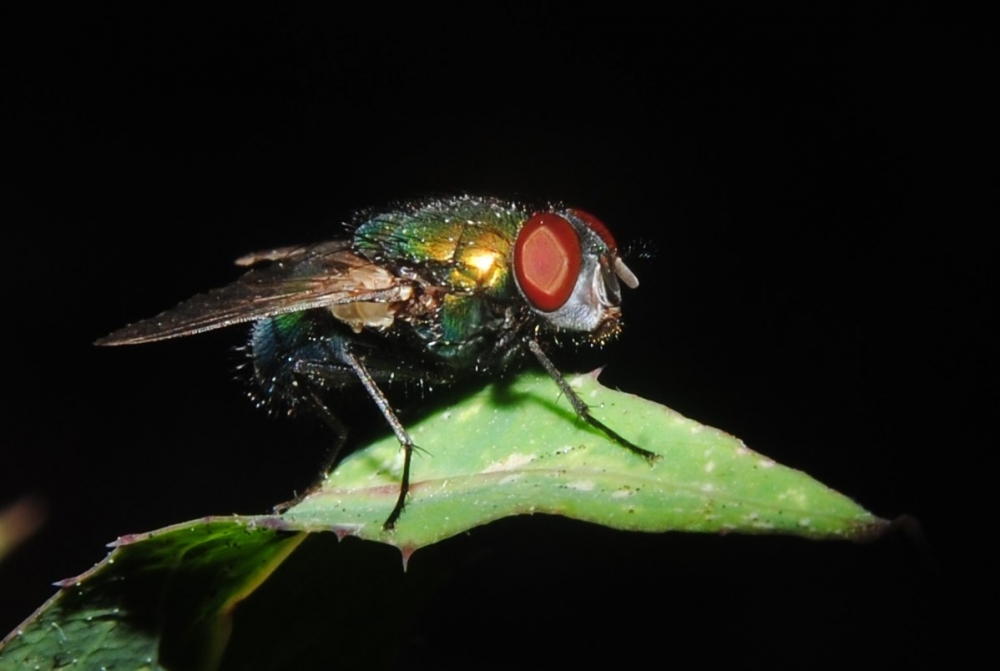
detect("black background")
[2,4,992,667]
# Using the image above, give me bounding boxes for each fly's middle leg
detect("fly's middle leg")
[295,352,417,531]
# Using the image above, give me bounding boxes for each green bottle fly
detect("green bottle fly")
[97,195,654,529]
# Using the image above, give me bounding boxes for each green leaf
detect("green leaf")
[0,371,887,669]
[284,370,886,550]
[0,519,304,670]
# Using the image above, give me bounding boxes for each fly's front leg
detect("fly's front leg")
[526,338,659,463]
[295,351,417,531]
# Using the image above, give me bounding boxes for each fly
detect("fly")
[97,195,658,529]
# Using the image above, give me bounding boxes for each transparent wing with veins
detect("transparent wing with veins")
[96,241,417,345]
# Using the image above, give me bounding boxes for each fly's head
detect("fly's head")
[513,208,639,342]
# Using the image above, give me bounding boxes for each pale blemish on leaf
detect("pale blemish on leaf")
[482,452,536,473]
[455,402,484,423]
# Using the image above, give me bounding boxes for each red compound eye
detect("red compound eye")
[514,212,582,312]
[569,208,617,251]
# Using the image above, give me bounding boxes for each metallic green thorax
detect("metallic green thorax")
[352,197,531,357]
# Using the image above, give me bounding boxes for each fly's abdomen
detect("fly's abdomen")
[248,312,343,409]
[249,309,440,408]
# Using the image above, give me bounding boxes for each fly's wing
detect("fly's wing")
[97,241,416,345]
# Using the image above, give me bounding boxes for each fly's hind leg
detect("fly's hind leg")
[526,338,659,463]
[300,386,350,477]
[295,350,418,531]
[271,376,351,513]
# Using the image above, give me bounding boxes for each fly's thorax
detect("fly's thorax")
[512,208,638,336]
[344,196,540,365]
[351,196,526,298]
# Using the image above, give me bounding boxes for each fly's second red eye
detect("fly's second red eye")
[514,212,582,312]
[568,208,617,251]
